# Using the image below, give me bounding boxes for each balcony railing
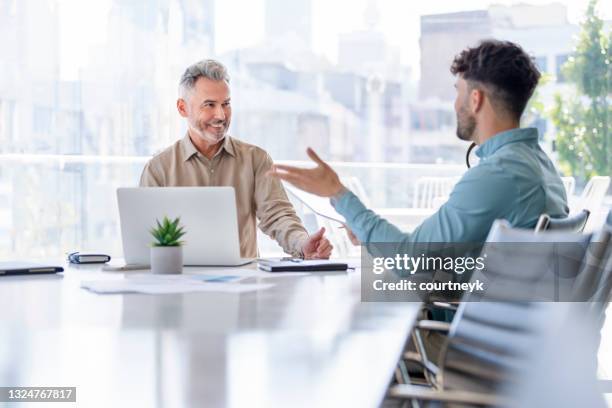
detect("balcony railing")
[2,153,609,259]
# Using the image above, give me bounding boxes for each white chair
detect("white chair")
[534,209,590,233]
[579,176,610,210]
[561,176,576,197]
[390,220,608,406]
[581,176,610,201]
[412,177,459,209]
[575,176,611,231]
[340,176,371,207]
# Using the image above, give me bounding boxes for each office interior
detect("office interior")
[1,0,611,407]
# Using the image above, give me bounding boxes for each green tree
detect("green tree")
[550,0,611,181]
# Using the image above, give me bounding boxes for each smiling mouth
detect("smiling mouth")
[207,123,225,130]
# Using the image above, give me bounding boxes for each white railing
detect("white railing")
[2,153,609,258]
[0,154,466,258]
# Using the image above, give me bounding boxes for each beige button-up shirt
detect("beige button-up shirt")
[139,134,309,258]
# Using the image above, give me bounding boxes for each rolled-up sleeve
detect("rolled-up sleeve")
[333,163,518,251]
[253,153,309,257]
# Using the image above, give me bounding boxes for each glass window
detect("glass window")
[535,56,548,73]
[556,54,570,82]
[0,0,608,258]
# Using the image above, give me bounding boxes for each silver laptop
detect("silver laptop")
[117,187,251,266]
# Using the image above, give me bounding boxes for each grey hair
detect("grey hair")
[179,59,230,97]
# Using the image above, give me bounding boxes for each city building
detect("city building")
[264,0,312,49]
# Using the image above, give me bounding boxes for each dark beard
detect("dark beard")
[456,113,476,141]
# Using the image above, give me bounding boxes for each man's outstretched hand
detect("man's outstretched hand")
[268,148,345,197]
[302,227,333,259]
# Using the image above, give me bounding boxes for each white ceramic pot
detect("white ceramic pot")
[150,246,183,274]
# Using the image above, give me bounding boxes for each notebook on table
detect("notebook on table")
[0,262,64,276]
[257,259,348,272]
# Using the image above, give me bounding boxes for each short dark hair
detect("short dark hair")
[450,40,540,120]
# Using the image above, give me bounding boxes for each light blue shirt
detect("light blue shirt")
[333,128,568,246]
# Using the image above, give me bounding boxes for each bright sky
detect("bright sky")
[58,0,112,79]
[216,0,609,63]
[58,0,610,80]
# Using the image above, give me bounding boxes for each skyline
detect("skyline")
[217,0,606,67]
[57,0,610,80]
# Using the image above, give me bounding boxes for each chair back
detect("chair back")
[578,176,611,213]
[535,209,590,233]
[440,301,566,393]
[484,221,590,302]
[502,305,606,408]
[340,176,371,207]
[412,176,458,209]
[577,212,612,319]
[561,176,576,197]
[571,225,611,305]
[438,220,594,393]
[589,247,612,319]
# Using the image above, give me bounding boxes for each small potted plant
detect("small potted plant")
[149,216,186,274]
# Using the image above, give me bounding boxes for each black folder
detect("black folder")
[258,259,348,272]
[0,262,64,276]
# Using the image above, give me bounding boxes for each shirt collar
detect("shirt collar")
[180,133,235,162]
[475,127,539,159]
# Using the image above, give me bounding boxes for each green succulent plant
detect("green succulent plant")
[150,216,186,247]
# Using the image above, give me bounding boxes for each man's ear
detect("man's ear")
[469,88,485,115]
[177,98,188,118]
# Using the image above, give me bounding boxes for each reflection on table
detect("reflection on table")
[0,262,420,407]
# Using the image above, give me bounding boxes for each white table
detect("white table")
[0,261,419,407]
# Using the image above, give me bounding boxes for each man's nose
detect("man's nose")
[214,105,225,121]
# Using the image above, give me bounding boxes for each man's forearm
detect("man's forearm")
[331,190,408,244]
[257,206,309,256]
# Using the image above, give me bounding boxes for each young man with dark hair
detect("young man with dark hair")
[269,40,568,246]
[450,40,542,143]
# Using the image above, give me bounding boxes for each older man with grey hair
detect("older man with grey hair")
[140,59,332,259]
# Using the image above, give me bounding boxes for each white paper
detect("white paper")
[81,277,274,295]
[126,273,249,283]
[187,268,310,279]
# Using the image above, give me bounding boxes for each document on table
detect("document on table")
[189,268,310,279]
[81,273,274,295]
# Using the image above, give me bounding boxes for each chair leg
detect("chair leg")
[395,360,409,385]
[411,329,440,388]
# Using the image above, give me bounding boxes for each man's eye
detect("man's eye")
[223,102,231,107]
